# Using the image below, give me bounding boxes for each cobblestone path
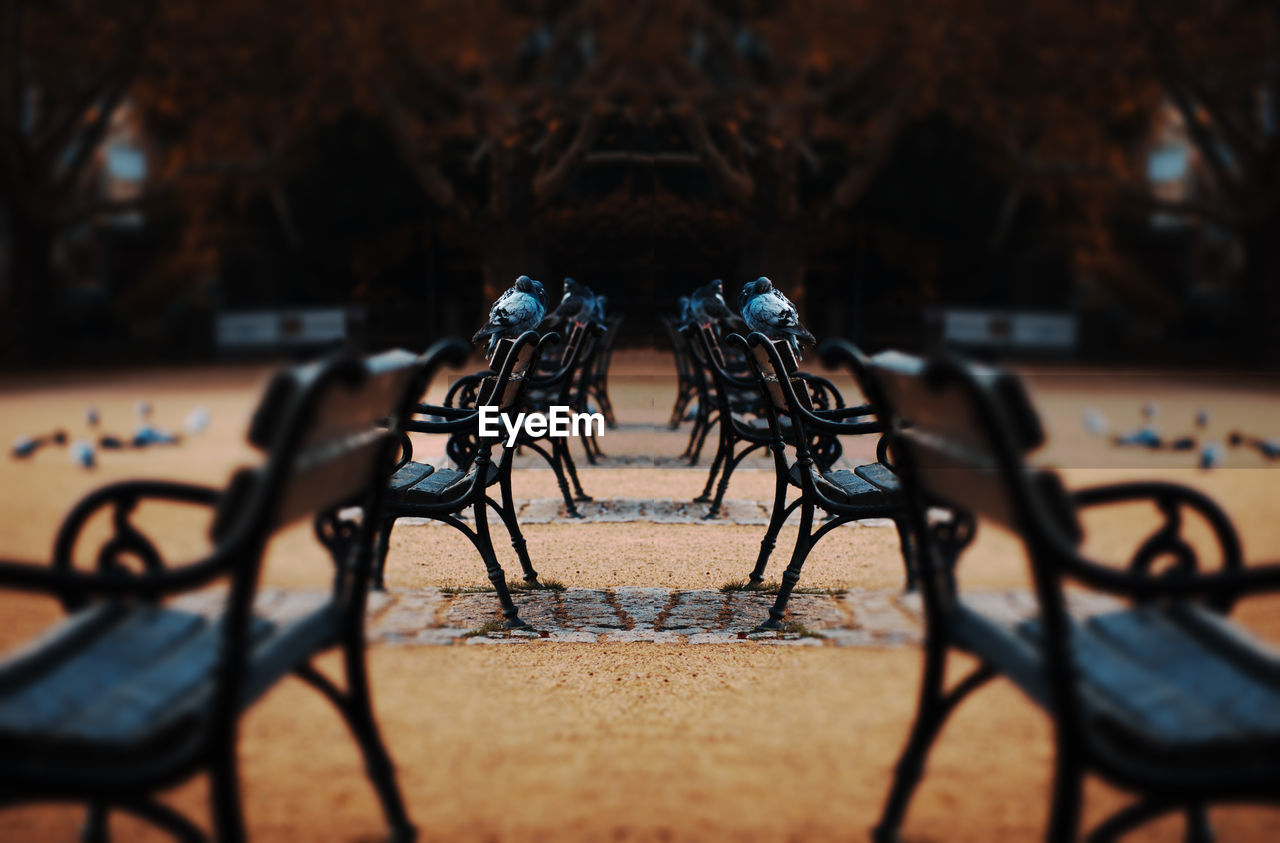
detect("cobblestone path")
[176,587,1119,648]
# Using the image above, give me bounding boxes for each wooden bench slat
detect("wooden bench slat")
[1088,608,1280,736]
[57,614,273,745]
[0,607,205,734]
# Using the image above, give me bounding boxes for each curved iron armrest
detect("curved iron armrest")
[529,326,594,388]
[794,372,847,410]
[445,371,492,409]
[403,409,484,435]
[1052,481,1263,612]
[0,480,231,606]
[699,337,758,391]
[416,402,473,419]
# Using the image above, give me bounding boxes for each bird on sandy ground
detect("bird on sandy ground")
[738,276,815,356]
[689,279,742,329]
[473,275,548,355]
[545,277,602,328]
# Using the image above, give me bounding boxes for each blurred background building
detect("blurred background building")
[1,0,1276,365]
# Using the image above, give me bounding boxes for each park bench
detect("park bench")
[373,331,560,627]
[0,346,444,841]
[849,342,1280,843]
[514,319,602,515]
[733,333,916,628]
[687,323,847,519]
[579,313,623,432]
[666,316,717,462]
[444,322,595,515]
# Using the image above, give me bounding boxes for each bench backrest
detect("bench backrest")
[211,352,418,545]
[868,351,1080,543]
[480,335,539,411]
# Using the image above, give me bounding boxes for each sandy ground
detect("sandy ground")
[0,351,1279,840]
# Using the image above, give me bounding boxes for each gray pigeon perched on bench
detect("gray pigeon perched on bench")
[738,276,815,356]
[473,275,548,355]
[690,279,738,327]
[546,277,603,328]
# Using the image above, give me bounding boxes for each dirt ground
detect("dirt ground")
[1,351,1279,841]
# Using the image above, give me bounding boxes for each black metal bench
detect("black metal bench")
[374,331,559,627]
[734,333,916,628]
[689,324,849,520]
[513,319,602,515]
[580,313,623,432]
[853,343,1280,843]
[0,347,439,841]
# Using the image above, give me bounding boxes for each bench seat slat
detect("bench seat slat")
[0,594,336,752]
[953,599,1280,762]
[854,463,899,493]
[787,463,892,506]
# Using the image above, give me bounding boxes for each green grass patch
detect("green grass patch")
[720,579,845,596]
[461,620,506,638]
[442,577,566,596]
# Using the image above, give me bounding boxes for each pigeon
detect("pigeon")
[70,439,96,469]
[1115,426,1162,449]
[184,406,211,435]
[689,279,737,327]
[676,296,694,327]
[472,275,549,355]
[545,277,599,328]
[132,425,179,447]
[737,276,816,356]
[1082,408,1110,436]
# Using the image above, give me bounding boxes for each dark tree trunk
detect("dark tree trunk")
[3,210,57,364]
[1239,219,1280,363]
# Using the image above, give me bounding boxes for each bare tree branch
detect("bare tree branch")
[533,107,606,203]
[680,109,754,203]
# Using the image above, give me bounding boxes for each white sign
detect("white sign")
[216,309,348,349]
[942,309,1076,352]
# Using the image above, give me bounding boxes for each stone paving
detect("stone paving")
[385,497,900,527]
[176,586,1120,648]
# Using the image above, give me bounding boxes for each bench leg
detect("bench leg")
[343,645,416,841]
[873,654,994,842]
[474,499,527,629]
[693,429,727,504]
[1046,750,1083,843]
[1185,805,1214,843]
[749,461,793,583]
[687,407,713,465]
[497,471,538,583]
[558,440,591,501]
[1086,799,1211,843]
[80,802,107,842]
[371,517,395,591]
[760,500,815,629]
[892,516,918,592]
[210,741,246,843]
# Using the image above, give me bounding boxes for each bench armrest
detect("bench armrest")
[1,480,229,604]
[445,372,492,409]
[814,402,876,421]
[53,480,221,569]
[794,372,847,410]
[415,402,472,419]
[1055,481,1262,611]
